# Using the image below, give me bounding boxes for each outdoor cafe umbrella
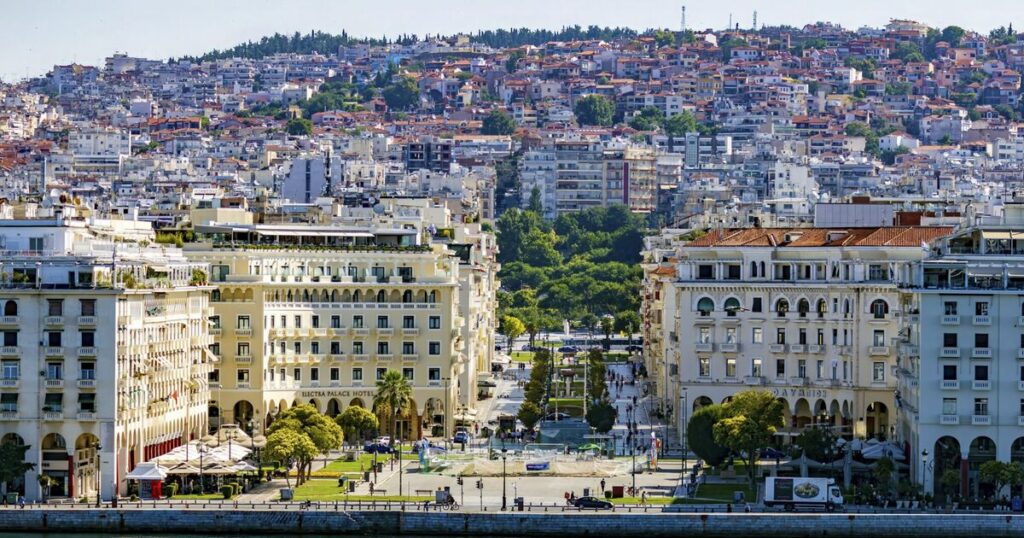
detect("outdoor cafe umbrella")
[166,462,203,475]
[577,443,602,451]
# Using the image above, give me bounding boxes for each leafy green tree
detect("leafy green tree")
[517,401,543,430]
[600,316,613,346]
[0,441,34,492]
[528,186,543,214]
[652,29,676,47]
[268,404,344,483]
[940,469,960,498]
[382,76,420,110]
[687,404,730,467]
[628,106,663,131]
[505,50,525,73]
[874,456,895,494]
[482,109,516,135]
[794,426,837,462]
[580,313,599,336]
[585,401,617,433]
[713,390,785,485]
[941,26,966,47]
[265,428,318,487]
[373,369,413,438]
[335,406,379,442]
[664,111,698,137]
[499,314,526,352]
[613,310,641,337]
[286,117,312,136]
[574,95,614,126]
[521,230,562,266]
[719,38,748,61]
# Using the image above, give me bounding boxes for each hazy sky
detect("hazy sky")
[0,0,1019,81]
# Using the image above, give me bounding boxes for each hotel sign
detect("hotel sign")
[300,389,377,398]
[771,388,832,399]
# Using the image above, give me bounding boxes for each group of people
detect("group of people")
[1,495,26,508]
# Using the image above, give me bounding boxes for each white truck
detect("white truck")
[763,477,843,511]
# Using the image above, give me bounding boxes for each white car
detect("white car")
[378,436,391,446]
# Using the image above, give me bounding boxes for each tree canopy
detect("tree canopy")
[574,95,614,126]
[482,109,516,135]
[335,406,379,442]
[688,404,730,467]
[267,404,343,484]
[374,369,414,438]
[710,390,785,485]
[382,77,420,110]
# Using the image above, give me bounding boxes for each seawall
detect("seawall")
[2,510,1024,536]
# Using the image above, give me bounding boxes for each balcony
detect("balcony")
[899,344,919,357]
[376,327,394,337]
[808,344,824,354]
[0,378,17,388]
[719,343,739,353]
[402,354,418,362]
[329,327,348,337]
[428,380,442,387]
[694,343,713,353]
[0,316,18,325]
[940,414,960,425]
[311,329,328,338]
[972,380,991,391]
[972,415,992,426]
[44,346,63,357]
[376,354,394,361]
[0,411,17,420]
[402,327,420,336]
[77,379,95,389]
[744,376,765,386]
[236,381,251,389]
[210,328,222,336]
[77,412,96,421]
[972,348,992,359]
[78,316,96,326]
[941,380,959,390]
[78,347,96,357]
[44,316,63,326]
[941,315,960,325]
[869,346,890,356]
[42,411,63,421]
[45,379,64,389]
[973,315,991,326]
[789,344,806,353]
[352,354,369,362]
[940,347,960,358]
[789,376,808,386]
[234,328,252,337]
[353,328,370,337]
[328,354,344,362]
[769,344,786,353]
[1019,349,1024,359]
[235,355,253,364]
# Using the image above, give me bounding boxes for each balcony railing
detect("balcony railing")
[869,346,890,356]
[44,316,63,326]
[972,348,992,359]
[44,347,63,356]
[78,347,96,357]
[0,316,18,325]
[972,380,991,390]
[45,379,64,388]
[77,379,95,389]
[789,344,806,353]
[789,376,808,386]
[3,346,22,356]
[77,412,96,421]
[769,344,786,353]
[234,328,252,336]
[973,315,991,326]
[744,376,765,385]
[808,344,824,354]
[940,347,960,358]
[694,343,713,353]
[940,414,959,425]
[941,315,960,325]
[719,343,738,353]
[0,410,17,420]
[78,316,96,326]
[0,378,17,388]
[42,411,63,420]
[941,380,959,390]
[972,415,991,426]
[236,355,253,364]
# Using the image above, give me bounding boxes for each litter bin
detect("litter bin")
[363,471,371,481]
[376,462,383,473]
[516,497,525,511]
[348,480,356,493]
[583,487,590,497]
[611,486,625,499]
[338,476,347,488]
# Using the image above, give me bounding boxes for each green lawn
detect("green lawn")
[170,492,232,500]
[320,453,379,473]
[511,351,535,362]
[613,496,673,505]
[288,479,430,502]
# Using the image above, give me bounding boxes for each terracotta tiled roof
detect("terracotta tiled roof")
[684,227,952,248]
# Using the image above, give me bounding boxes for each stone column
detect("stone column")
[960,453,970,499]
[67,450,74,498]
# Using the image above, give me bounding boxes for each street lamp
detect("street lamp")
[501,448,508,511]
[397,439,403,500]
[680,388,688,487]
[94,442,102,507]
[198,444,209,493]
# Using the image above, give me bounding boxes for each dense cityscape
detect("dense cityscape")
[1,6,1024,535]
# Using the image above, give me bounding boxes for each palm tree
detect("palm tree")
[374,370,413,439]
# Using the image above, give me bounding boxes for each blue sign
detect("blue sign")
[525,462,550,472]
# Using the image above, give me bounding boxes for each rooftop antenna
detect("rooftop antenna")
[680,5,686,33]
[728,13,732,31]
[753,10,758,31]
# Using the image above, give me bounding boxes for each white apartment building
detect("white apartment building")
[898,204,1024,499]
[645,226,951,449]
[0,212,212,502]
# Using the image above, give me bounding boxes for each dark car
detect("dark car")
[571,496,612,510]
[625,345,643,352]
[557,345,578,353]
[363,442,390,454]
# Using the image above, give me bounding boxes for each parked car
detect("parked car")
[363,442,390,454]
[558,345,578,353]
[625,345,643,352]
[453,431,471,444]
[571,496,612,510]
[378,436,391,446]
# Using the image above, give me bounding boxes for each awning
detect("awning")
[125,462,168,480]
[981,231,1014,240]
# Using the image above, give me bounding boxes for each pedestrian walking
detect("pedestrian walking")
[18,495,25,509]
[600,479,606,492]
[369,481,375,496]
[641,491,647,505]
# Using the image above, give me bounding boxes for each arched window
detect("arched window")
[776,298,789,317]
[353,290,362,302]
[2,301,16,316]
[797,298,810,317]
[376,290,386,303]
[402,290,413,303]
[843,299,851,317]
[697,297,715,316]
[428,291,437,303]
[816,298,827,317]
[724,297,741,316]
[210,290,221,302]
[750,262,757,278]
[759,261,766,277]
[871,299,889,319]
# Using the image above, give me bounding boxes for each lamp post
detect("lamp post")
[680,388,688,485]
[198,444,208,493]
[397,439,403,500]
[501,448,508,511]
[94,442,102,507]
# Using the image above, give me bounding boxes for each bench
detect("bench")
[414,489,433,496]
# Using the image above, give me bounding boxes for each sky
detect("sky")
[0,0,1020,81]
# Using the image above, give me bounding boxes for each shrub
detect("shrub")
[220,485,234,499]
[165,483,178,498]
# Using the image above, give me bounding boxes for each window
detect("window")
[310,342,320,355]
[725,358,736,377]
[868,264,885,281]
[353,368,363,381]
[816,360,824,379]
[403,342,415,354]
[377,342,390,355]
[375,368,386,380]
[293,342,301,354]
[698,358,710,377]
[944,301,958,315]
[330,368,340,381]
[402,368,414,380]
[429,342,441,355]
[353,315,364,329]
[870,300,888,319]
[47,299,63,317]
[975,333,989,349]
[751,297,762,312]
[208,370,219,384]
[210,316,221,329]
[429,368,441,381]
[237,369,250,383]
[975,364,989,381]
[353,341,364,354]
[816,299,827,317]
[0,393,15,412]
[943,364,958,381]
[798,328,807,345]
[725,327,737,344]
[293,368,301,381]
[330,341,341,355]
[775,299,789,317]
[1,360,18,379]
[816,329,824,346]
[311,315,320,329]
[797,360,807,378]
[80,299,95,316]
[697,265,714,279]
[974,398,989,416]
[47,331,61,347]
[775,359,785,377]
[873,330,885,347]
[976,302,989,316]
[80,331,94,347]
[403,316,415,329]
[751,358,762,377]
[752,327,763,344]
[872,362,885,382]
[237,343,250,356]
[2,331,15,347]
[726,265,741,280]
[237,316,250,329]
[78,393,95,413]
[331,315,341,329]
[697,297,714,316]
[797,299,809,317]
[429,316,441,329]
[942,398,956,415]
[43,393,62,413]
[698,327,711,344]
[294,315,302,329]
[310,368,319,381]
[46,362,63,380]
[776,328,786,345]
[943,333,958,347]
